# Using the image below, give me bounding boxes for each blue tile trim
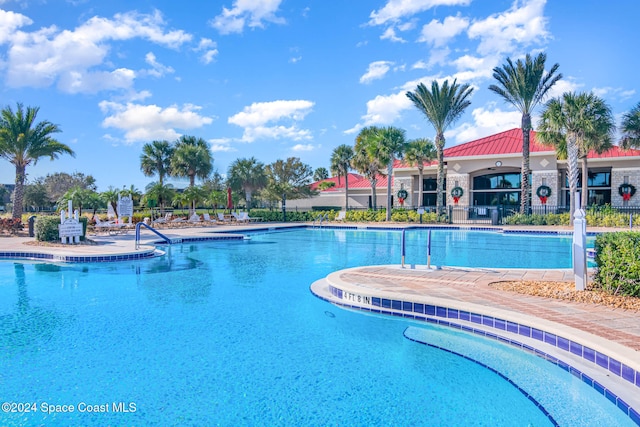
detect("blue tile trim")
[403,328,560,426]
[319,284,640,425]
[0,250,157,263]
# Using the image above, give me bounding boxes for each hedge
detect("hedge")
[35,215,88,242]
[593,232,640,297]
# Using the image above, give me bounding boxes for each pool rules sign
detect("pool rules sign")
[59,200,83,244]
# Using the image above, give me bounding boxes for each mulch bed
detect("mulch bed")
[490,281,640,312]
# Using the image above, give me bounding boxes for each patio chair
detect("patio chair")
[232,212,248,223]
[239,212,261,222]
[202,213,217,224]
[188,213,202,224]
[217,212,232,223]
[153,213,172,225]
[335,211,346,221]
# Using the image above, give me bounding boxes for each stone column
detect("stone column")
[446,173,469,206]
[531,170,559,206]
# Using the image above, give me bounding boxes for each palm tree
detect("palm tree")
[404,138,436,207]
[227,157,267,209]
[489,53,562,213]
[171,135,214,187]
[313,167,329,182]
[171,135,213,213]
[620,102,640,150]
[140,140,174,186]
[0,103,73,219]
[101,187,121,220]
[407,79,473,214]
[537,92,615,221]
[182,185,207,215]
[353,126,385,210]
[143,182,176,214]
[330,144,355,210]
[121,185,142,207]
[377,126,406,220]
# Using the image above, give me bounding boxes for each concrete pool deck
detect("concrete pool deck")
[1,222,639,421]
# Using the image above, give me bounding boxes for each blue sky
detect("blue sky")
[0,0,637,191]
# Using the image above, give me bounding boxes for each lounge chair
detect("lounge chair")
[335,211,346,221]
[202,213,217,224]
[217,213,232,223]
[153,213,172,225]
[188,213,202,224]
[95,216,127,234]
[232,212,247,223]
[238,212,260,222]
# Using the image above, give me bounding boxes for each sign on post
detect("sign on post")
[60,200,82,244]
[117,195,133,224]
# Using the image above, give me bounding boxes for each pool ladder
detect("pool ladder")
[313,213,328,228]
[135,222,173,249]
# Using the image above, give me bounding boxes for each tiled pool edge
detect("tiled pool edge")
[0,234,247,262]
[310,280,640,426]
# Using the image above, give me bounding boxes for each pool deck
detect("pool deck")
[1,222,639,420]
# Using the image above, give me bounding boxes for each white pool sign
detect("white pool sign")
[59,200,82,244]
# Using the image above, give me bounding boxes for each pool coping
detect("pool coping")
[310,265,640,425]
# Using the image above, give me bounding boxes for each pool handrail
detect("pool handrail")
[135,222,172,249]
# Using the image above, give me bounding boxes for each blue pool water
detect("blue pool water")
[0,228,628,426]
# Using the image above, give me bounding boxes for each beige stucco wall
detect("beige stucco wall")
[612,168,640,207]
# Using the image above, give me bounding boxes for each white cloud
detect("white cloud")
[417,13,469,47]
[210,0,285,35]
[545,77,582,99]
[208,137,236,152]
[346,91,413,134]
[380,27,406,43]
[99,101,213,144]
[447,105,521,144]
[369,0,471,26]
[289,56,302,63]
[467,0,549,56]
[228,100,314,142]
[360,61,394,84]
[195,38,218,64]
[292,143,315,152]
[143,52,175,78]
[4,9,192,93]
[0,9,31,44]
[411,60,429,70]
[592,86,636,101]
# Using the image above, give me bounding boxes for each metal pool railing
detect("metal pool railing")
[135,222,172,249]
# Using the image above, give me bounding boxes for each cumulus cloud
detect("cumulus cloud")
[447,105,521,144]
[3,9,191,93]
[210,0,285,35]
[228,100,314,143]
[99,101,213,143]
[209,138,237,152]
[417,13,469,47]
[360,61,394,84]
[292,143,316,152]
[143,52,175,78]
[467,0,549,56]
[194,38,218,64]
[380,27,406,43]
[0,9,31,44]
[368,0,471,26]
[345,91,413,134]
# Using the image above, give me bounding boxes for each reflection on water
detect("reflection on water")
[0,264,69,353]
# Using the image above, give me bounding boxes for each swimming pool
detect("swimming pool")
[0,228,631,426]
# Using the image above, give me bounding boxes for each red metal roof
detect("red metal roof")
[395,128,640,168]
[310,173,389,192]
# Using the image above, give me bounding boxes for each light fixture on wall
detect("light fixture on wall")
[495,161,502,167]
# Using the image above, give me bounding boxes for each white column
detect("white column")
[573,192,587,290]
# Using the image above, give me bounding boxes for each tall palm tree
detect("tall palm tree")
[0,103,73,219]
[404,138,436,207]
[227,157,267,209]
[171,135,213,212]
[377,126,406,220]
[171,135,213,187]
[313,167,329,182]
[489,53,562,213]
[406,79,473,214]
[620,102,640,150]
[140,140,174,186]
[353,126,385,210]
[537,92,615,221]
[330,144,355,210]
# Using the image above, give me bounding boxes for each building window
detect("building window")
[472,172,522,206]
[421,177,446,207]
[562,169,611,206]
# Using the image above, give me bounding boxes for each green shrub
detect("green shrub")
[593,232,640,297]
[35,215,87,242]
